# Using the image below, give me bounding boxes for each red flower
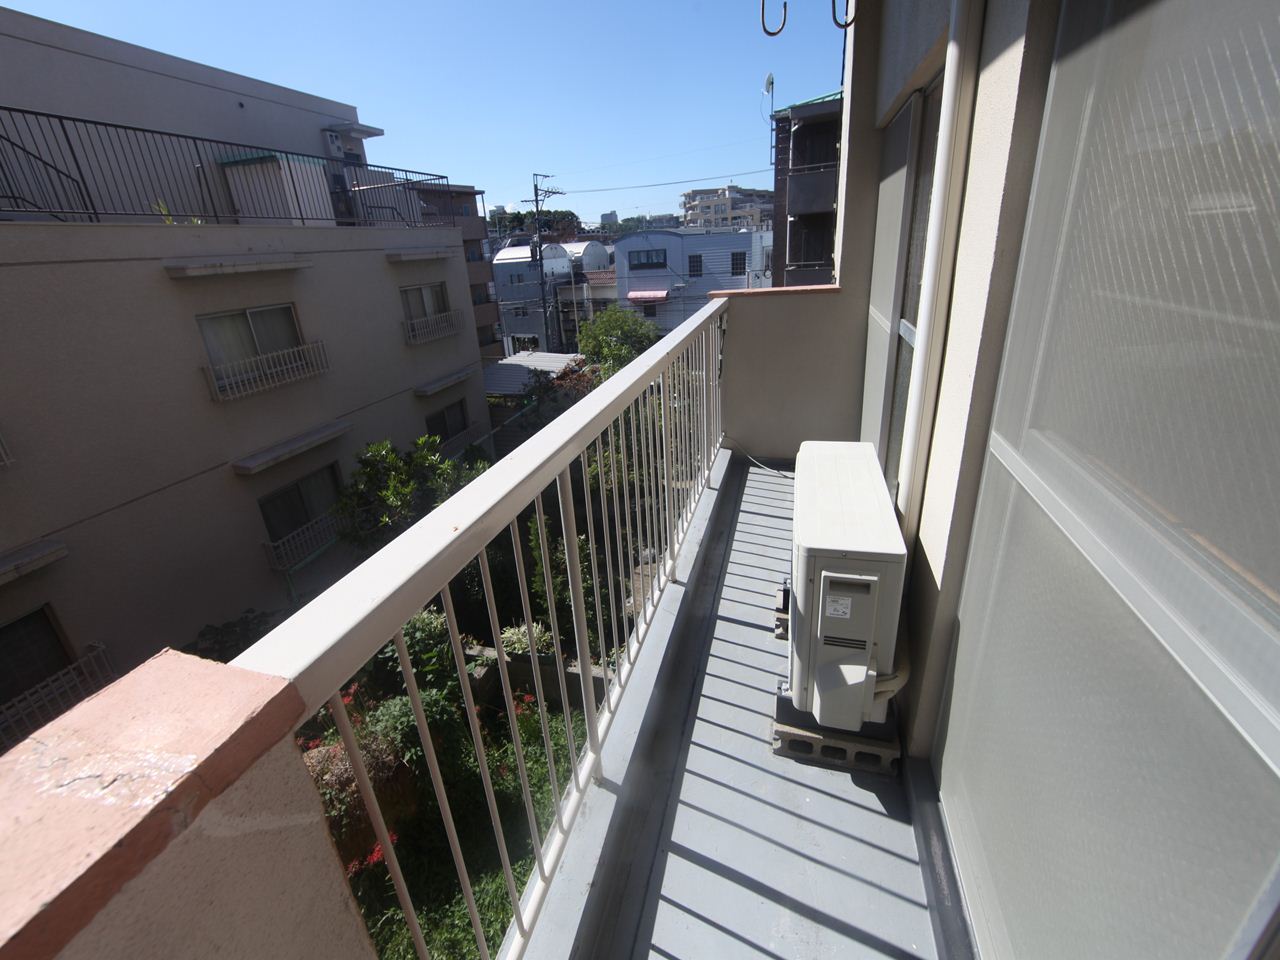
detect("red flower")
[365,842,385,866]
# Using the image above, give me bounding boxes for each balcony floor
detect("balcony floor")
[535,458,939,960]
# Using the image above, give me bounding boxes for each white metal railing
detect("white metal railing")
[263,510,341,571]
[0,644,115,751]
[202,341,329,401]
[402,309,460,345]
[234,297,728,960]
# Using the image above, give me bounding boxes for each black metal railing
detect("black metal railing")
[0,106,451,228]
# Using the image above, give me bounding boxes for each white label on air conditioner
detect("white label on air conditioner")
[825,595,852,619]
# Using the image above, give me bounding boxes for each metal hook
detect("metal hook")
[762,0,787,36]
[832,0,855,28]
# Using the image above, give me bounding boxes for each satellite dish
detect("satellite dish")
[764,73,775,95]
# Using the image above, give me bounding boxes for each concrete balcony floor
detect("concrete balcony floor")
[524,458,939,960]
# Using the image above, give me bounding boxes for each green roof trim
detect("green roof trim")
[776,90,842,113]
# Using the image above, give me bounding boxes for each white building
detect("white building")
[613,229,772,331]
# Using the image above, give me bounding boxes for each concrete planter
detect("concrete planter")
[465,644,606,711]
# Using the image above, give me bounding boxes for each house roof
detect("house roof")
[483,352,583,396]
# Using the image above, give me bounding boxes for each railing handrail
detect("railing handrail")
[0,104,448,184]
[233,296,729,715]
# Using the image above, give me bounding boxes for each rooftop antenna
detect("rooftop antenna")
[765,73,775,163]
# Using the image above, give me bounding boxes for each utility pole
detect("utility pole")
[525,173,563,351]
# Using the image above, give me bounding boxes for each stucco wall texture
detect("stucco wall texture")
[56,738,375,960]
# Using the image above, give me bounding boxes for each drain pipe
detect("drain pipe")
[896,0,986,547]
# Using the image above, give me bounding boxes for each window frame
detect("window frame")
[688,254,703,278]
[426,398,468,442]
[0,605,73,705]
[628,248,668,271]
[731,251,747,277]
[258,462,342,543]
[198,302,304,367]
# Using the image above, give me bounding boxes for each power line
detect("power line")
[563,169,773,195]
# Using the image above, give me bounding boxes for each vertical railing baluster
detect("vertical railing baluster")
[392,629,488,959]
[510,519,565,831]
[557,469,603,781]
[441,585,528,938]
[329,693,432,960]
[479,549,548,881]
[534,494,581,785]
[595,435,622,686]
[631,399,650,622]
[579,450,610,692]
[659,371,676,571]
[617,416,639,644]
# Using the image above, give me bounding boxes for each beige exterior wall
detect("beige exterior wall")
[0,222,488,672]
[0,9,368,159]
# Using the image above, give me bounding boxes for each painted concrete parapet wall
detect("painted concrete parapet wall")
[717,286,861,460]
[0,649,373,960]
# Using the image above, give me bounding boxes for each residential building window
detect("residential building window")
[688,254,703,278]
[464,241,483,262]
[198,303,302,371]
[426,399,468,441]
[470,284,489,305]
[258,463,341,545]
[401,283,450,322]
[0,607,70,704]
[642,304,658,319]
[714,203,727,214]
[513,305,529,318]
[628,249,667,270]
[731,251,747,276]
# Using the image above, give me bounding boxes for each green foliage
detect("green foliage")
[189,608,280,663]
[337,436,489,551]
[577,305,661,376]
[499,622,554,656]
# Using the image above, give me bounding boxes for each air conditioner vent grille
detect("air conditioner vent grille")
[823,636,867,651]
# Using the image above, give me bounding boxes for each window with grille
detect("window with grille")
[198,304,302,371]
[426,399,468,441]
[731,251,747,276]
[401,283,450,322]
[688,254,703,278]
[0,608,70,704]
[258,463,341,543]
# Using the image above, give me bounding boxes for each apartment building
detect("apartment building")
[0,10,490,718]
[614,228,770,330]
[493,239,610,352]
[434,182,503,363]
[680,183,774,228]
[5,0,1280,959]
[772,91,842,285]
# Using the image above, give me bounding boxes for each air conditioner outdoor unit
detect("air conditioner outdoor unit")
[788,441,906,732]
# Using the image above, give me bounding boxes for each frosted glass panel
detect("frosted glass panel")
[947,475,1280,960]
[991,0,1280,726]
[945,0,1280,956]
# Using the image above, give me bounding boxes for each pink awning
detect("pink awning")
[626,290,669,303]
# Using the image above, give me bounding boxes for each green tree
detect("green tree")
[337,435,488,551]
[577,305,661,377]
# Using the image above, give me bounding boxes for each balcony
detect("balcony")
[786,163,838,215]
[0,644,114,752]
[1,291,944,960]
[0,106,451,228]
[202,340,330,401]
[402,309,460,345]
[784,260,835,286]
[263,510,341,572]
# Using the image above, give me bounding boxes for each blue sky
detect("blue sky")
[6,1,845,222]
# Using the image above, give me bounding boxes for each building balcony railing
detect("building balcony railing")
[231,298,728,958]
[0,644,114,752]
[402,309,460,345]
[263,510,341,572]
[0,106,452,228]
[202,341,330,402]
